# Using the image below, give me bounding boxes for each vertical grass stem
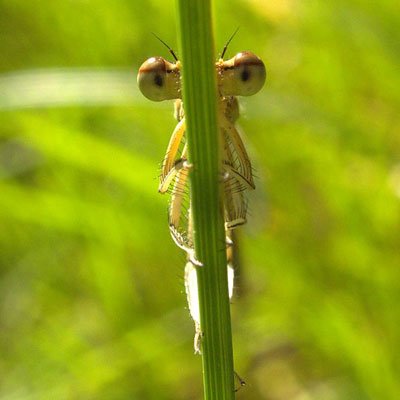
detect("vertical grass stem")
[176,1,236,399]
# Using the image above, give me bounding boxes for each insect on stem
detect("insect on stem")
[137,33,266,355]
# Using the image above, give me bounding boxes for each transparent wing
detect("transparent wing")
[221,120,255,192]
[159,98,255,256]
[168,143,193,253]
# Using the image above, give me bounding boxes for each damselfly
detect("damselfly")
[137,37,266,353]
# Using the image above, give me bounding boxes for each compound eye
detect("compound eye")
[233,52,266,96]
[220,51,266,96]
[137,57,180,101]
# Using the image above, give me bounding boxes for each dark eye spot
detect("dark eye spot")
[240,68,250,82]
[154,73,163,87]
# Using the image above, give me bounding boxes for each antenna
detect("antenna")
[151,32,178,61]
[220,27,240,59]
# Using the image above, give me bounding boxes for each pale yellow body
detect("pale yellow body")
[138,49,266,353]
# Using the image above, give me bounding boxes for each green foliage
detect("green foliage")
[0,0,399,399]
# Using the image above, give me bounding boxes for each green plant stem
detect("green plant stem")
[176,1,235,399]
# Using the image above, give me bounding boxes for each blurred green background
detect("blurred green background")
[1,0,399,399]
